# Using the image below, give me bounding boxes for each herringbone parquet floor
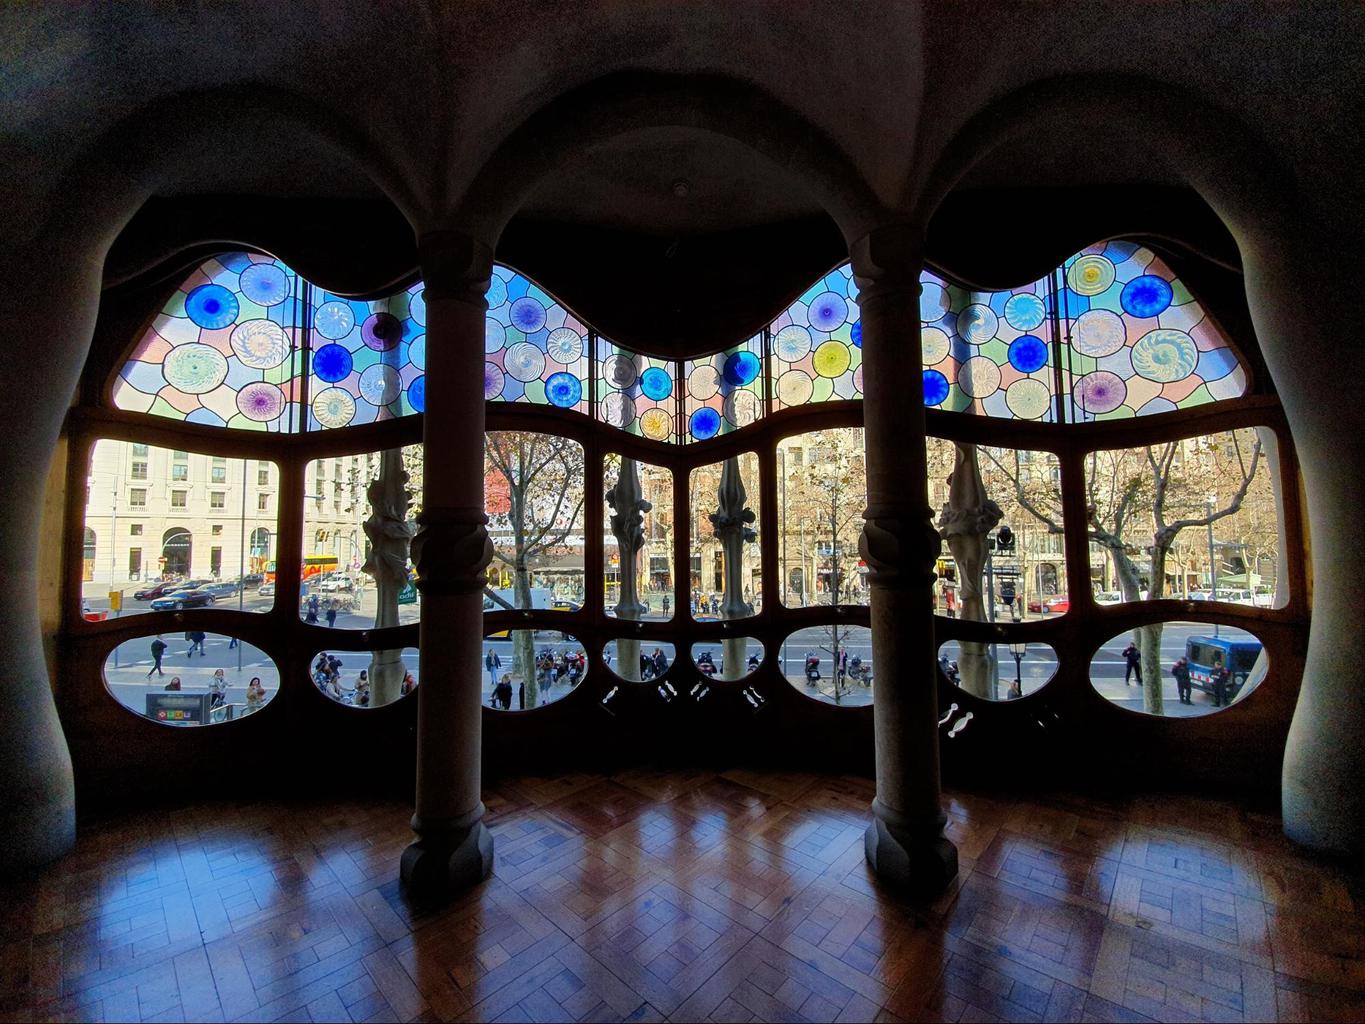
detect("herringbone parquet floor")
[3,770,1364,1023]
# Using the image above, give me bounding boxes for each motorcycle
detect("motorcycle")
[804,652,821,684]
[847,658,872,686]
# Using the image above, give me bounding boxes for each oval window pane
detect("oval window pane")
[602,640,676,682]
[104,632,277,725]
[938,638,1057,700]
[310,647,418,708]
[484,630,587,710]
[691,640,763,681]
[1090,621,1267,717]
[780,624,873,705]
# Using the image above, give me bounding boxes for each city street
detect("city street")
[103,632,279,720]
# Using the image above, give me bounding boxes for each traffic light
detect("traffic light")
[996,525,1015,552]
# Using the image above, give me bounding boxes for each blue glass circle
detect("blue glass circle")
[640,366,673,401]
[314,301,355,340]
[851,320,862,348]
[510,296,546,333]
[1008,334,1049,373]
[808,292,849,331]
[1120,275,1173,318]
[923,369,950,406]
[239,263,289,306]
[313,343,353,383]
[545,372,583,408]
[722,351,761,387]
[1004,292,1047,331]
[218,253,253,273]
[408,375,426,412]
[690,407,722,440]
[185,284,239,329]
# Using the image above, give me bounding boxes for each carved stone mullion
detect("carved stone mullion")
[411,508,494,596]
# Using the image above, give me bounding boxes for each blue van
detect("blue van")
[1185,635,1263,701]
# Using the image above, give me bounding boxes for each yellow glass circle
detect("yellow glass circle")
[812,340,851,378]
[639,407,672,440]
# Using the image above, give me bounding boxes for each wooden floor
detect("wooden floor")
[3,771,1365,1024]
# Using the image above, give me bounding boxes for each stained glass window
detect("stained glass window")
[595,339,678,443]
[682,335,765,442]
[482,265,589,413]
[769,263,864,409]
[1058,242,1246,420]
[113,254,306,431]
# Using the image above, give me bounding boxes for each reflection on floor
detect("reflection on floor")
[3,770,1363,1022]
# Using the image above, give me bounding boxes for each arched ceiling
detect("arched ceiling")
[4,1,1363,354]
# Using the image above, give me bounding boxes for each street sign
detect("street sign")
[145,692,210,724]
[397,580,418,605]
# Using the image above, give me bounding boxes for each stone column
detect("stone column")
[711,456,756,680]
[365,447,412,706]
[852,224,958,894]
[608,457,650,681]
[938,443,1002,699]
[400,231,495,896]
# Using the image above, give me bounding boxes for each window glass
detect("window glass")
[300,446,422,628]
[777,428,867,607]
[82,441,276,619]
[103,632,277,725]
[603,640,677,682]
[682,336,765,440]
[483,630,585,710]
[1090,621,1267,717]
[938,638,1058,701]
[310,647,418,708]
[603,456,672,620]
[1081,428,1278,605]
[780,624,873,705]
[770,264,863,408]
[595,339,676,441]
[690,640,763,681]
[688,453,761,619]
[480,265,588,412]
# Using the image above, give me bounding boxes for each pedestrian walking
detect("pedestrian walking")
[517,681,525,710]
[187,630,207,657]
[485,648,502,688]
[653,647,669,677]
[1172,656,1192,704]
[661,594,670,617]
[325,600,338,628]
[147,635,166,678]
[1122,640,1142,686]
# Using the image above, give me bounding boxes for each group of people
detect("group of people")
[313,653,368,704]
[1123,641,1232,706]
[158,672,267,712]
[638,647,670,680]
[304,594,345,627]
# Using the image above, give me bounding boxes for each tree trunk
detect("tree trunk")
[513,561,536,706]
[1140,542,1172,714]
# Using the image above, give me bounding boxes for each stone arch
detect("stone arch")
[161,528,192,578]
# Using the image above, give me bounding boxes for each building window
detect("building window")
[211,524,223,536]
[131,443,148,457]
[129,488,146,508]
[130,460,147,481]
[171,463,188,481]
[211,457,227,484]
[129,523,142,536]
[128,548,142,578]
[210,492,225,509]
[257,493,269,511]
[257,463,270,486]
[171,491,187,508]
[210,547,222,577]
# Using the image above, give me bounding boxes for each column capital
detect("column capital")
[849,222,925,304]
[411,507,494,595]
[859,506,941,589]
[418,231,494,303]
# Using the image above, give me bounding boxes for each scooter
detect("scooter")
[804,652,821,684]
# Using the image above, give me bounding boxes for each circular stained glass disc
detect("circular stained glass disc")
[640,408,672,441]
[1008,334,1048,373]
[362,313,402,352]
[690,407,721,440]
[314,301,356,340]
[774,325,812,361]
[1067,255,1116,296]
[546,327,583,364]
[218,253,252,272]
[724,390,760,427]
[485,318,506,353]
[1006,378,1051,419]
[510,297,546,333]
[312,386,356,428]
[239,263,290,307]
[922,327,950,365]
[408,334,425,370]
[920,281,948,322]
[688,364,720,401]
[163,343,229,394]
[722,351,761,387]
[812,340,851,378]
[545,372,582,408]
[808,292,848,331]
[959,356,1002,399]
[853,364,863,393]
[1131,329,1198,383]
[484,361,505,399]
[409,289,426,327]
[313,343,353,383]
[408,375,426,413]
[486,275,508,309]
[603,354,638,389]
[640,366,673,401]
[359,364,401,405]
[236,381,286,422]
[1121,275,1174,318]
[957,304,999,345]
[1073,309,1127,357]
[604,392,635,428]
[1004,292,1046,331]
[504,342,545,383]
[851,321,862,347]
[923,369,950,406]
[776,369,814,406]
[184,284,239,330]
[1075,370,1127,414]
[229,319,289,369]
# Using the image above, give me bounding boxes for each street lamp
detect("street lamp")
[1206,494,1219,637]
[1008,641,1027,699]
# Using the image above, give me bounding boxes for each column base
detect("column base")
[400,820,494,899]
[864,806,958,896]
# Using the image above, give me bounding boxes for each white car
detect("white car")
[258,582,275,597]
[319,574,355,593]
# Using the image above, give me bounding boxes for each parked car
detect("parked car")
[240,573,264,588]
[200,581,239,599]
[1186,634,1264,701]
[319,574,355,593]
[150,588,216,611]
[1041,595,1070,614]
[134,579,183,601]
[258,582,276,597]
